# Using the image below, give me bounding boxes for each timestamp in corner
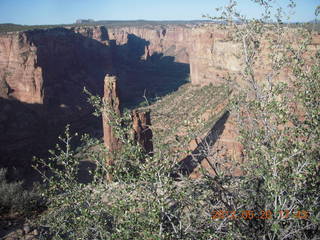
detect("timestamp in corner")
[211,209,310,220]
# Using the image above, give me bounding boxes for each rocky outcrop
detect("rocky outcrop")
[0,32,43,103]
[132,109,153,156]
[103,74,121,160]
[188,112,244,178]
[0,27,113,105]
[71,25,109,42]
[102,77,153,167]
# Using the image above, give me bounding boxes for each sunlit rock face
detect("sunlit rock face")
[0,32,43,103]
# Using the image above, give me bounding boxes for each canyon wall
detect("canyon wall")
[2,24,318,110]
[0,27,112,104]
[0,24,191,174]
[189,26,320,86]
[0,32,43,103]
[102,25,191,104]
[106,25,192,63]
[1,24,319,178]
[0,27,113,174]
[104,25,237,85]
[113,24,320,87]
[189,26,241,85]
[101,25,242,86]
[99,24,251,86]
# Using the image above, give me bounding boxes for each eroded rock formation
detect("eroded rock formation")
[103,77,153,167]
[132,109,153,156]
[103,74,121,159]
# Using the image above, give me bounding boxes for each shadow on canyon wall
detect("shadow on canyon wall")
[0,27,190,182]
[25,27,112,111]
[172,111,230,178]
[111,33,190,108]
[0,97,102,184]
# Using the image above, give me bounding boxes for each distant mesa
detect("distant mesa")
[76,19,95,24]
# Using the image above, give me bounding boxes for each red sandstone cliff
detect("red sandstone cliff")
[2,24,318,107]
[0,27,113,106]
[0,27,113,173]
[189,25,320,86]
[0,32,43,103]
[1,24,319,177]
[107,25,191,63]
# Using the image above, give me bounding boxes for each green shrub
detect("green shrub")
[0,168,41,216]
[205,0,320,238]
[32,110,224,239]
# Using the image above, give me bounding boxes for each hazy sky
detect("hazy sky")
[0,0,318,25]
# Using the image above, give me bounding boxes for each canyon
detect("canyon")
[0,23,319,179]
